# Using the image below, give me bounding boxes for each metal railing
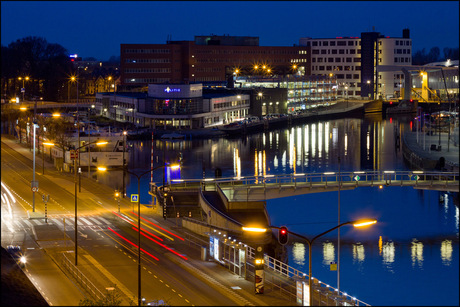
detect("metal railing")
[61,253,105,301]
[169,170,459,200]
[246,245,370,306]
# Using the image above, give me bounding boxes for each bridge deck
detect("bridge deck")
[168,171,459,201]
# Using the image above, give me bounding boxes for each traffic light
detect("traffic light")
[278,226,288,245]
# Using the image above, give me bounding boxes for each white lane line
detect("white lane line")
[31,219,43,225]
[98,217,111,224]
[88,217,103,225]
[23,220,34,228]
[52,219,64,227]
[79,217,92,226]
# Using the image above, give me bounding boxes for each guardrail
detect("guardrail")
[169,170,459,200]
[61,253,105,301]
[246,245,370,306]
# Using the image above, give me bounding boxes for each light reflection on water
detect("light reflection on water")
[104,116,458,306]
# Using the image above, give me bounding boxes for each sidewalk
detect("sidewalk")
[402,128,459,171]
[1,134,296,306]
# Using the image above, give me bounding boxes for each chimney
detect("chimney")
[403,28,410,38]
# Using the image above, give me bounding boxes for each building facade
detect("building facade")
[120,35,310,88]
[95,83,250,129]
[300,28,412,99]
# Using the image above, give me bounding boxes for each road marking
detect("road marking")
[143,266,147,270]
[88,217,103,225]
[23,220,34,227]
[148,271,152,274]
[154,275,157,278]
[165,284,169,288]
[160,279,163,283]
[80,217,92,226]
[31,219,43,225]
[52,219,64,227]
[98,217,111,224]
[171,289,176,293]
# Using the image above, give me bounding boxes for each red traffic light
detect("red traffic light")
[278,226,288,245]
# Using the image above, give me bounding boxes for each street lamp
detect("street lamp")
[344,85,349,108]
[18,76,30,103]
[98,163,179,306]
[68,75,76,103]
[73,140,108,266]
[366,80,371,99]
[246,219,377,306]
[122,130,127,198]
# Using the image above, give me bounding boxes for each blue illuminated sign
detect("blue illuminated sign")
[164,87,181,93]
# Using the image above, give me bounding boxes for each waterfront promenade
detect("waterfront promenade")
[402,127,459,171]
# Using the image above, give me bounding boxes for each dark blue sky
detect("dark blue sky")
[2,1,458,61]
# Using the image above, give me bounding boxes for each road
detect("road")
[1,139,255,306]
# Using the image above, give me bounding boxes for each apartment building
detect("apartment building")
[300,28,412,99]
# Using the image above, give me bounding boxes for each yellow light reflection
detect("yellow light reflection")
[440,239,452,266]
[382,241,395,266]
[322,241,335,266]
[379,236,383,255]
[411,240,424,268]
[352,243,365,263]
[292,242,306,266]
[318,123,322,158]
[311,124,316,158]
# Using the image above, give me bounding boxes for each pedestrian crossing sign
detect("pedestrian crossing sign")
[131,194,139,202]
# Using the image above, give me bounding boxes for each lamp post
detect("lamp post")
[122,130,127,198]
[366,80,371,99]
[246,219,377,306]
[344,85,348,108]
[291,220,376,306]
[98,163,179,307]
[73,141,108,266]
[32,119,37,212]
[18,76,29,103]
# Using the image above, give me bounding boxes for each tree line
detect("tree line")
[412,47,459,65]
[2,36,458,102]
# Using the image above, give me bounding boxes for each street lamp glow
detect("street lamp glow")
[43,142,55,146]
[95,141,108,146]
[19,107,27,111]
[97,166,107,171]
[169,163,180,170]
[353,219,377,227]
[52,113,61,117]
[242,226,267,233]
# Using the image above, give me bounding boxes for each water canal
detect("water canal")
[99,115,459,306]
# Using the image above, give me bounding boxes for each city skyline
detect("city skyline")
[1,1,459,61]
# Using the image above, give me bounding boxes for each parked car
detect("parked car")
[6,245,26,268]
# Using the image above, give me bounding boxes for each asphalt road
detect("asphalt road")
[1,139,254,306]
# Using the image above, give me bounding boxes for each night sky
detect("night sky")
[1,1,458,61]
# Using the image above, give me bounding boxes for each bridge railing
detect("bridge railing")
[170,170,459,190]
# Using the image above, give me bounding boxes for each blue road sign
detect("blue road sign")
[131,194,139,202]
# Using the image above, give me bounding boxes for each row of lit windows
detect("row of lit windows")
[311,40,360,47]
[125,78,170,83]
[195,49,303,55]
[124,68,171,73]
[312,66,361,72]
[124,49,171,54]
[313,57,361,63]
[125,59,171,64]
[312,49,361,55]
[214,99,249,110]
[196,76,221,81]
[195,67,222,73]
[394,57,411,63]
[291,59,307,63]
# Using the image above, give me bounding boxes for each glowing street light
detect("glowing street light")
[245,219,377,306]
[73,140,108,266]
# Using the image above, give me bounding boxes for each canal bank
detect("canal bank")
[402,127,459,171]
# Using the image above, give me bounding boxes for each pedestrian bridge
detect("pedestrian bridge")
[169,171,459,202]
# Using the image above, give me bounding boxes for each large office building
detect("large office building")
[120,30,413,102]
[120,35,310,88]
[301,28,412,99]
